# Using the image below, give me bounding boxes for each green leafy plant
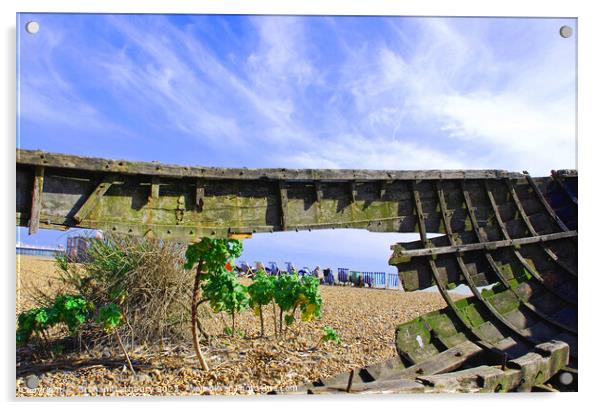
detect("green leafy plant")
[18,234,197,376]
[312,325,341,350]
[97,303,124,333]
[201,270,249,334]
[16,294,93,346]
[247,269,275,337]
[96,303,135,374]
[184,238,243,272]
[16,293,137,373]
[185,238,245,370]
[272,273,323,335]
[298,275,322,322]
[320,325,341,345]
[273,273,302,334]
[186,238,247,335]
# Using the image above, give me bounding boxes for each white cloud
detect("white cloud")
[434,91,575,172]
[329,18,576,175]
[286,134,467,170]
[247,17,315,84]
[21,15,576,176]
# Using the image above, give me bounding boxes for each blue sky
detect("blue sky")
[16,14,576,273]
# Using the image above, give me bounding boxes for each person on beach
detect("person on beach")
[313,265,324,284]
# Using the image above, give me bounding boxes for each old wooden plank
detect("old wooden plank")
[396,340,483,378]
[393,231,576,258]
[524,173,569,232]
[551,171,578,206]
[484,180,510,239]
[434,180,454,238]
[310,341,483,393]
[453,181,544,347]
[379,181,388,199]
[313,181,323,221]
[418,365,518,393]
[483,180,577,334]
[279,181,288,231]
[505,178,577,278]
[72,174,117,223]
[349,181,358,221]
[195,179,205,211]
[308,350,469,394]
[349,342,565,393]
[15,149,578,253]
[306,378,426,394]
[410,181,428,244]
[505,179,539,235]
[314,181,323,203]
[293,342,568,394]
[150,176,160,200]
[433,182,519,350]
[28,166,44,235]
[349,181,357,203]
[409,180,501,354]
[417,341,569,393]
[17,148,526,181]
[507,340,569,391]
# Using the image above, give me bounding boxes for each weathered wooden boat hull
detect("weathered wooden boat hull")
[299,169,577,393]
[16,149,566,238]
[15,149,577,392]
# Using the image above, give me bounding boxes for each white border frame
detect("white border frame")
[3,1,600,408]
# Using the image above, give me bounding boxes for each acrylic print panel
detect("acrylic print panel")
[16,13,577,396]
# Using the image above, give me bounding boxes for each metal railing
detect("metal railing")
[16,244,65,258]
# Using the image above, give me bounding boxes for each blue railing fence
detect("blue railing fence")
[331,268,400,290]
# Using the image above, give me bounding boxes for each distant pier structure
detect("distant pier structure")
[16,243,64,258]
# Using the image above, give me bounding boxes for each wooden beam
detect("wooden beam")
[379,181,388,200]
[524,173,569,232]
[15,149,577,247]
[72,174,117,223]
[303,340,568,394]
[397,340,483,379]
[482,180,577,334]
[394,230,576,258]
[409,181,427,244]
[314,181,323,222]
[279,181,288,231]
[505,178,578,278]
[314,181,323,203]
[195,179,205,211]
[17,148,526,182]
[456,181,543,346]
[349,181,357,203]
[227,232,252,240]
[28,166,44,234]
[551,171,578,205]
[150,176,160,201]
[410,180,499,355]
[308,341,483,394]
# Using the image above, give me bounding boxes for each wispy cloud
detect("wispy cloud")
[19,15,575,175]
[335,17,576,174]
[19,20,127,137]
[286,134,467,169]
